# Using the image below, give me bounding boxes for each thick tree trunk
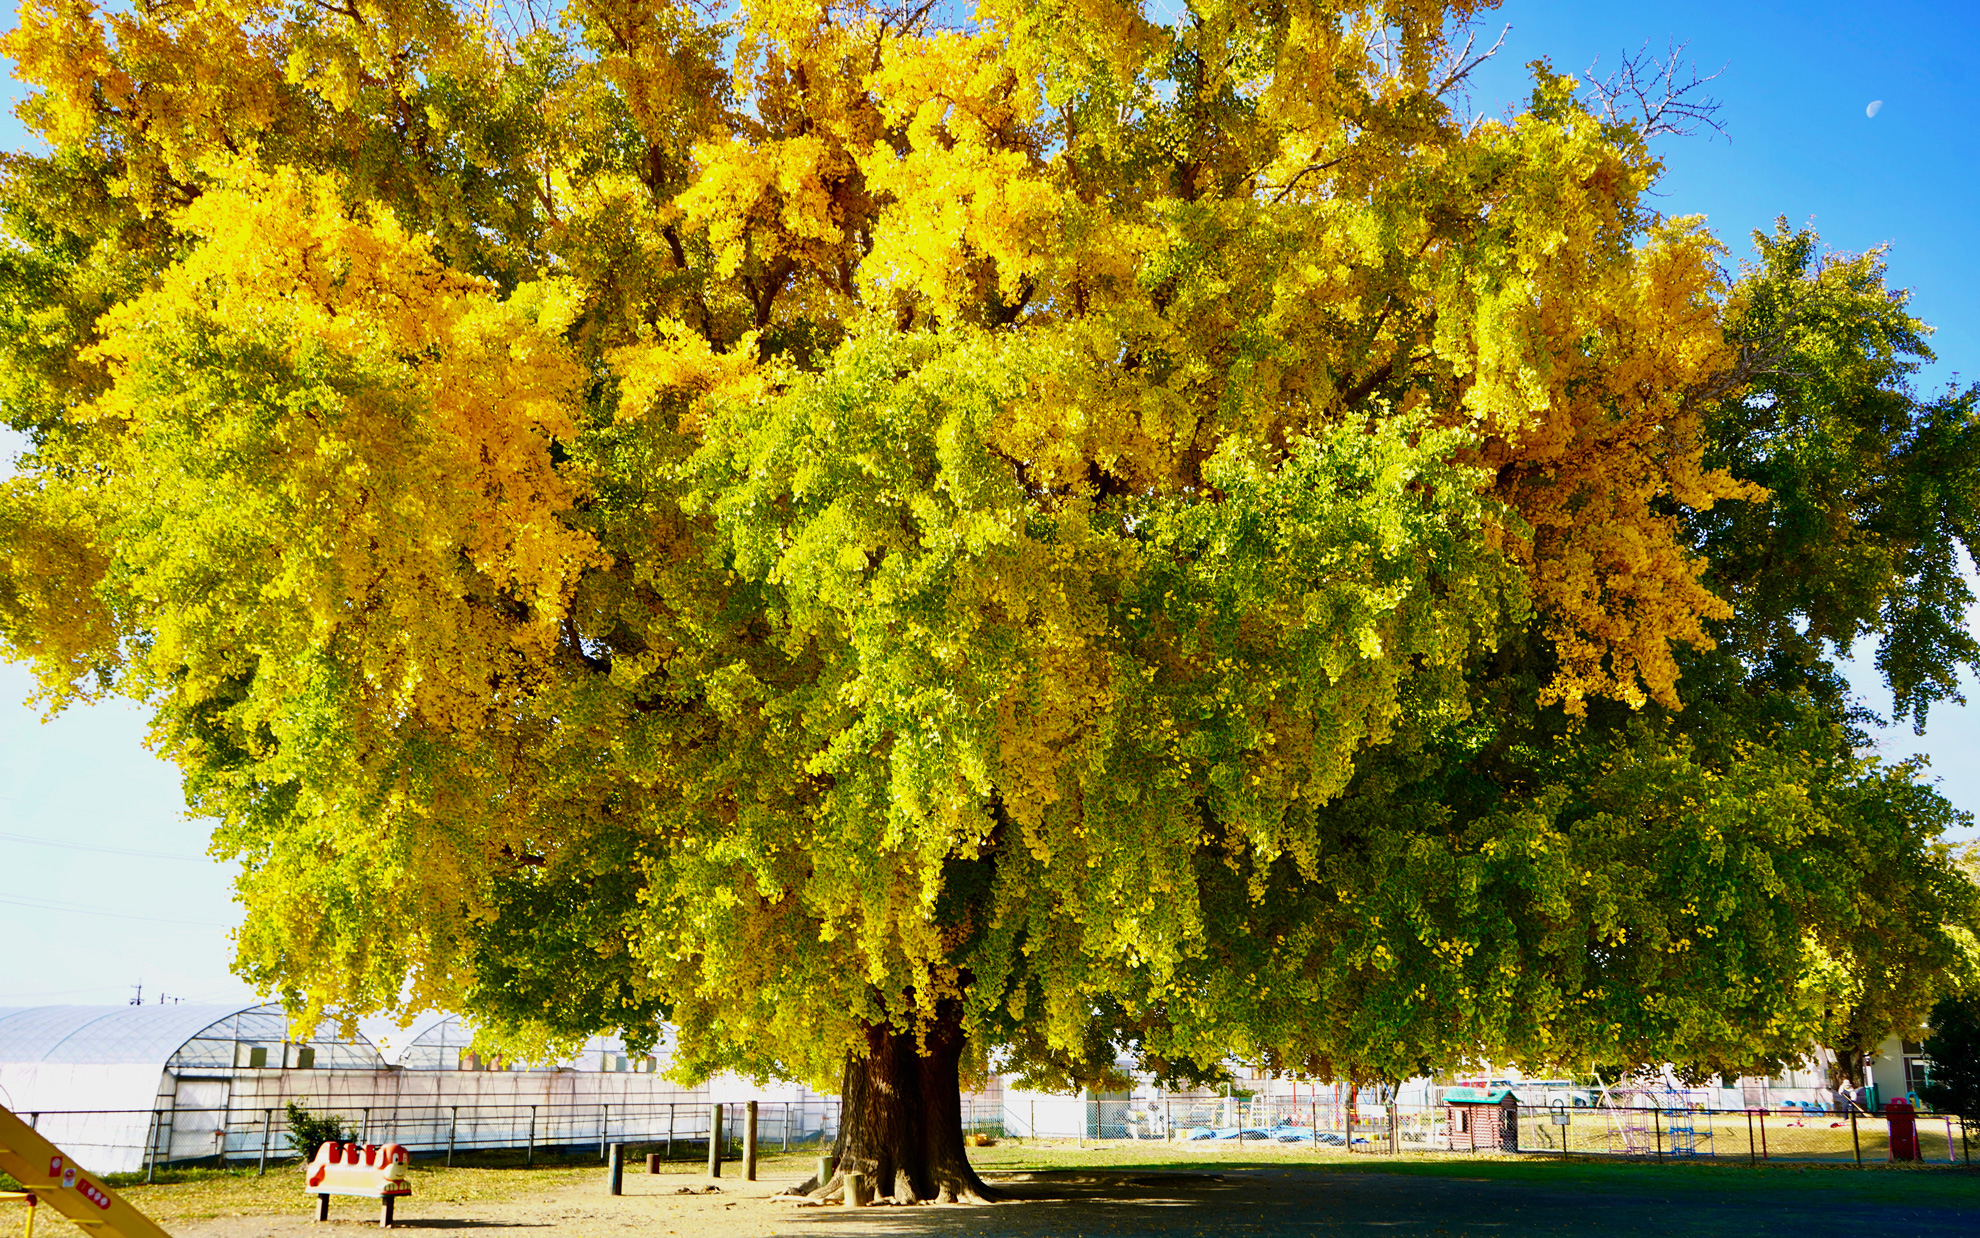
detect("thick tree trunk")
[796,998,997,1203]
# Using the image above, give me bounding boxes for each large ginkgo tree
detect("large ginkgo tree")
[3,0,1976,1201]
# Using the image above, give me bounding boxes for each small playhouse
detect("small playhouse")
[1442,1086,1520,1152]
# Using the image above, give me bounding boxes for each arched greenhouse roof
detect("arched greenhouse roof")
[0,1005,248,1067]
[0,1003,384,1071]
[400,1015,672,1072]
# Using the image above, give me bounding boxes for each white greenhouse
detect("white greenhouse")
[0,1004,835,1174]
[0,1003,386,1173]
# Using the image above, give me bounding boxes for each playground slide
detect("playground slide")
[0,1104,172,1238]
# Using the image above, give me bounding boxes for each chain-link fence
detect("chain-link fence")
[1005,1098,1972,1168]
[13,1097,843,1178]
[17,1097,1971,1178]
[1513,1105,1972,1165]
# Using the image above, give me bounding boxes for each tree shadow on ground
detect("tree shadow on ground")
[766,1165,1980,1238]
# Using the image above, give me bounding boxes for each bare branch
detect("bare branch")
[1432,22,1510,100]
[1583,39,1729,141]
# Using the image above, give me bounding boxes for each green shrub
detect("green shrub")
[1920,996,1980,1126]
[285,1101,347,1160]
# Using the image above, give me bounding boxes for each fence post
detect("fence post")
[144,1109,160,1182]
[1389,1102,1399,1155]
[259,1108,274,1176]
[783,1101,791,1153]
[600,1104,609,1161]
[666,1103,674,1161]
[1851,1111,1861,1166]
[1759,1108,1768,1161]
[527,1105,537,1169]
[1746,1110,1756,1166]
[608,1143,624,1196]
[361,1108,370,1145]
[744,1101,759,1181]
[707,1103,723,1178]
[447,1107,458,1167]
[1652,1107,1663,1161]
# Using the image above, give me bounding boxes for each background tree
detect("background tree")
[1920,995,1980,1122]
[2,0,1976,1203]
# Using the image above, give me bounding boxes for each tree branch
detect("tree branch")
[1584,40,1729,141]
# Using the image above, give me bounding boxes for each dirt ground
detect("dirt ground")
[70,1146,1980,1238]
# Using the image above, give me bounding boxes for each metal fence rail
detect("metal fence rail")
[16,1098,1970,1177]
[1025,1099,1972,1167]
[14,1098,845,1177]
[260,1096,844,1165]
[1514,1104,1972,1166]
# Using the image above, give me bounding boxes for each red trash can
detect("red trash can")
[1885,1097,1919,1161]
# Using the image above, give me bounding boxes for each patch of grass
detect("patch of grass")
[82,1147,827,1224]
[102,1163,603,1223]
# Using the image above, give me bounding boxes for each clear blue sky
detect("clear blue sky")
[2,0,1977,1006]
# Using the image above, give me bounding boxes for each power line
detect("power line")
[0,829,212,862]
[0,893,230,928]
[0,982,134,1001]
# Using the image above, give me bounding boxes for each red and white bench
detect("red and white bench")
[305,1142,412,1227]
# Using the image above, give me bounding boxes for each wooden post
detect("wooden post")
[843,1170,865,1207]
[707,1104,723,1178]
[817,1153,835,1192]
[379,1196,394,1229]
[316,1195,330,1222]
[608,1143,624,1196]
[744,1102,758,1181]
[1851,1111,1861,1166]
